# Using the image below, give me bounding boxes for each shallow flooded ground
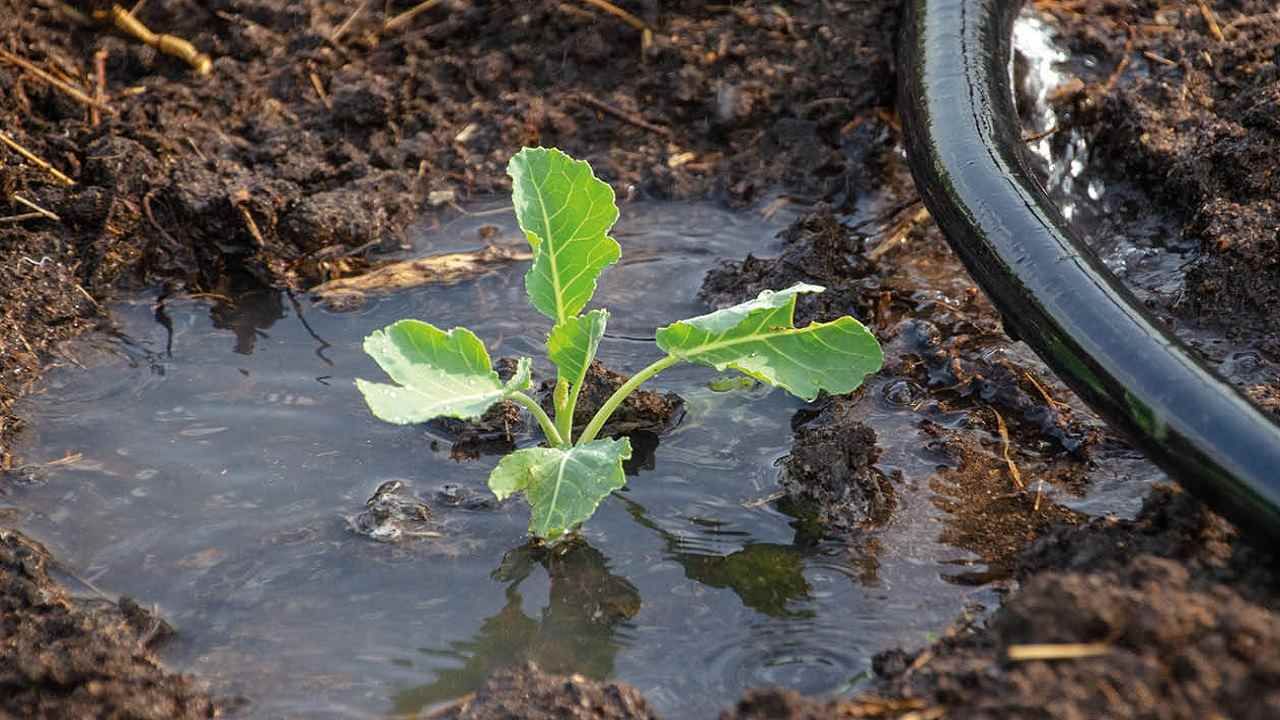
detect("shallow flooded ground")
[8,198,1149,718]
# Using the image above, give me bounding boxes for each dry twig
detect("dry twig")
[1007,642,1111,661]
[868,206,931,261]
[990,407,1025,491]
[571,92,673,138]
[0,130,76,186]
[309,72,332,110]
[330,0,368,42]
[577,0,650,32]
[91,48,108,126]
[11,194,60,221]
[0,212,46,224]
[1197,1,1225,42]
[0,50,114,113]
[383,0,445,33]
[96,4,213,75]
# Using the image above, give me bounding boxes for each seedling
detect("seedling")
[357,147,884,540]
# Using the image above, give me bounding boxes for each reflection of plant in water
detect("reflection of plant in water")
[620,495,818,619]
[677,541,815,619]
[390,538,639,715]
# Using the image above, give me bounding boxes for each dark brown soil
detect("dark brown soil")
[434,359,685,461]
[699,205,1098,561]
[1040,0,1280,352]
[443,662,658,720]
[538,360,685,437]
[0,530,218,719]
[860,486,1280,720]
[780,394,894,532]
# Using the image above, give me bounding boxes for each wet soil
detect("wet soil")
[1034,0,1280,396]
[538,360,685,438]
[866,487,1280,719]
[0,530,218,719]
[5,0,1280,716]
[441,662,658,720]
[779,394,894,533]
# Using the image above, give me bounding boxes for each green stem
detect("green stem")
[510,391,565,447]
[577,354,680,444]
[554,378,574,446]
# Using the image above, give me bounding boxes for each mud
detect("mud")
[442,662,658,720]
[434,359,685,462]
[1039,0,1280,360]
[538,360,685,437]
[0,530,218,719]
[779,394,894,533]
[860,487,1280,720]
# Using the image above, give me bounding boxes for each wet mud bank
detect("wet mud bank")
[3,0,1280,718]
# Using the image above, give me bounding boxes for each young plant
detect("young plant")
[356,147,884,540]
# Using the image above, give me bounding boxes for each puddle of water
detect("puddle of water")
[10,202,973,718]
[10,197,1143,719]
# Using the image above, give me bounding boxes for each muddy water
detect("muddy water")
[10,194,1155,719]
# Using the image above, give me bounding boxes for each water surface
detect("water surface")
[11,199,1127,718]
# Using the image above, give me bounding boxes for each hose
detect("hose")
[896,0,1280,542]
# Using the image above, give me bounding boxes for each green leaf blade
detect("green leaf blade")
[356,320,531,424]
[487,438,632,540]
[508,147,621,324]
[656,284,883,400]
[548,308,608,390]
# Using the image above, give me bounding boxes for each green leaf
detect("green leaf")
[655,283,882,401]
[548,308,608,393]
[508,147,621,324]
[488,438,632,540]
[356,319,532,424]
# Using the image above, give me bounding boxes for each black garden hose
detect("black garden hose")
[897,0,1280,542]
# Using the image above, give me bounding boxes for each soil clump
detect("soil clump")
[780,394,894,532]
[538,360,685,437]
[0,530,219,719]
[442,662,658,720]
[861,486,1280,719]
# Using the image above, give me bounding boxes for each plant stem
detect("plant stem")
[577,354,680,444]
[554,378,574,446]
[509,391,565,447]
